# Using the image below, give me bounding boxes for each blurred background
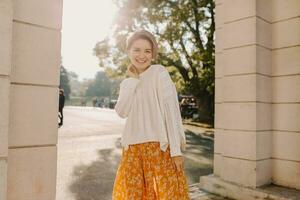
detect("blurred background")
[60,0,215,125]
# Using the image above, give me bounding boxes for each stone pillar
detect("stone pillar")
[0,1,13,200]
[200,0,300,199]
[5,0,63,199]
[214,0,273,187]
[271,0,300,190]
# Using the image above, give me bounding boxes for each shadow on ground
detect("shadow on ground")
[184,130,214,184]
[69,131,214,200]
[69,148,121,200]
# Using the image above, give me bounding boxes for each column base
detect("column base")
[199,174,300,200]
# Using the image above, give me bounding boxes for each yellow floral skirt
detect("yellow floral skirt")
[112,142,190,200]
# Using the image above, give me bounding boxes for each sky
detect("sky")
[61,0,118,81]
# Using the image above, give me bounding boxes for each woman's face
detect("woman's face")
[128,38,153,74]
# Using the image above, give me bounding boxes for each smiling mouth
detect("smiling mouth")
[136,59,147,63]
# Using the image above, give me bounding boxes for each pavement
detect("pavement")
[56,106,227,200]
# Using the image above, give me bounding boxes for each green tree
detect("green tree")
[85,71,112,98]
[68,71,88,98]
[59,66,71,100]
[94,0,215,121]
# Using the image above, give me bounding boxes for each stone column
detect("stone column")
[200,0,300,199]
[6,0,63,199]
[215,0,272,187]
[0,1,13,200]
[271,0,300,190]
[200,0,273,198]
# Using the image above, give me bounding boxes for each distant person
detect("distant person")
[99,98,104,107]
[180,98,189,118]
[104,97,109,108]
[92,97,97,107]
[112,30,189,199]
[58,89,65,128]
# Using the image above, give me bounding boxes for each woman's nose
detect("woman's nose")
[137,53,146,58]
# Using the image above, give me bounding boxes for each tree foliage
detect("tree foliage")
[85,71,119,98]
[68,71,89,98]
[94,0,215,120]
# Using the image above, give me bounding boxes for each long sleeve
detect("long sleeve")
[115,77,140,118]
[158,68,186,157]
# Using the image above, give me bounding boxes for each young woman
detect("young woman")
[113,30,190,200]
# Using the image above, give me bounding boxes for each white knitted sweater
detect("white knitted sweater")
[115,64,186,157]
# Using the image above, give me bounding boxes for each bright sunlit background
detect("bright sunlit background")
[61,0,118,81]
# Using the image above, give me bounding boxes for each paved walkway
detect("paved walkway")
[190,184,229,200]
[56,106,226,200]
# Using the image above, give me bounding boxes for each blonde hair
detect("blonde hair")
[126,30,158,59]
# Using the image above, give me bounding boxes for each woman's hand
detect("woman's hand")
[126,65,139,78]
[172,156,184,172]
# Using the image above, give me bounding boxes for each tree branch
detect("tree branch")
[179,38,198,78]
[184,20,204,52]
[158,52,190,82]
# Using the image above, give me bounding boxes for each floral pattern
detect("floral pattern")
[113,142,190,200]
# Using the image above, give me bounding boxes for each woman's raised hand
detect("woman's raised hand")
[126,65,139,79]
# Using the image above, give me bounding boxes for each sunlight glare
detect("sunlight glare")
[61,0,118,80]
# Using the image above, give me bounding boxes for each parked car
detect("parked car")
[179,95,198,119]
